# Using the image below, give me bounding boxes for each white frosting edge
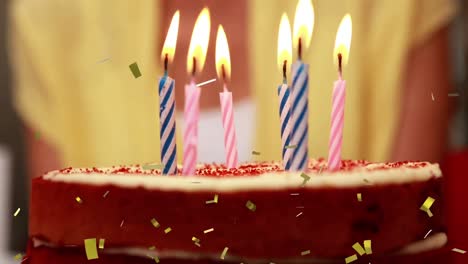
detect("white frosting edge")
[42,163,442,192]
[32,233,447,263]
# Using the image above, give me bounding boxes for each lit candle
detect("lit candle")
[215,25,238,169]
[328,14,352,171]
[290,0,314,171]
[277,13,293,170]
[159,11,180,175]
[183,8,211,175]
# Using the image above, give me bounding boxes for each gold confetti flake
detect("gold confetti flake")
[14,253,22,260]
[420,196,435,217]
[206,194,219,204]
[246,200,256,212]
[75,197,83,203]
[164,227,172,234]
[352,242,365,256]
[103,191,110,198]
[424,229,432,239]
[204,228,214,234]
[142,163,164,170]
[151,218,160,228]
[84,238,99,260]
[285,145,297,149]
[13,208,21,217]
[148,246,156,251]
[98,238,105,249]
[300,173,311,185]
[364,240,372,255]
[192,236,200,243]
[345,254,357,263]
[220,247,229,260]
[129,62,142,78]
[147,254,160,263]
[357,193,362,202]
[300,250,310,256]
[452,248,466,254]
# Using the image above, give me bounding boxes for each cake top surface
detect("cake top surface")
[41,159,442,191]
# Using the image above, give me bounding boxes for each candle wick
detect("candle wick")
[192,57,197,77]
[338,53,343,80]
[298,37,302,60]
[221,64,227,83]
[282,60,287,84]
[164,53,169,75]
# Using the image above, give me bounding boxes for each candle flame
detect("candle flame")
[215,25,231,81]
[293,0,314,51]
[161,11,180,64]
[187,8,211,75]
[277,13,292,71]
[333,14,352,66]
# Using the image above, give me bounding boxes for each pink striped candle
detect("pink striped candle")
[328,60,346,171]
[182,81,201,175]
[328,14,352,171]
[215,25,238,168]
[220,85,238,168]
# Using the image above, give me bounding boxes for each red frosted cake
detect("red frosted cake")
[25,159,448,264]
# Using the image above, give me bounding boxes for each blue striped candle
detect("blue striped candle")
[290,61,309,171]
[278,83,292,170]
[158,75,177,175]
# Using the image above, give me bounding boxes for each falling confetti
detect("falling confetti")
[296,212,303,217]
[300,173,311,186]
[14,253,22,260]
[220,247,229,260]
[246,200,256,212]
[13,208,21,217]
[97,57,111,64]
[120,220,125,227]
[75,197,83,204]
[285,145,297,149]
[252,150,261,155]
[148,246,156,250]
[103,191,110,198]
[364,240,372,255]
[290,193,300,196]
[352,242,366,256]
[197,78,217,87]
[151,218,160,228]
[84,238,99,260]
[204,228,214,234]
[206,194,219,204]
[98,239,105,249]
[420,196,435,217]
[448,93,460,97]
[142,164,164,170]
[192,237,200,243]
[301,250,310,256]
[129,62,142,78]
[164,227,172,234]
[357,193,362,202]
[452,248,466,254]
[345,254,358,263]
[424,229,432,239]
[431,92,435,101]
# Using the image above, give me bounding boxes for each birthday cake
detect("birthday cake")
[25,159,448,264]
